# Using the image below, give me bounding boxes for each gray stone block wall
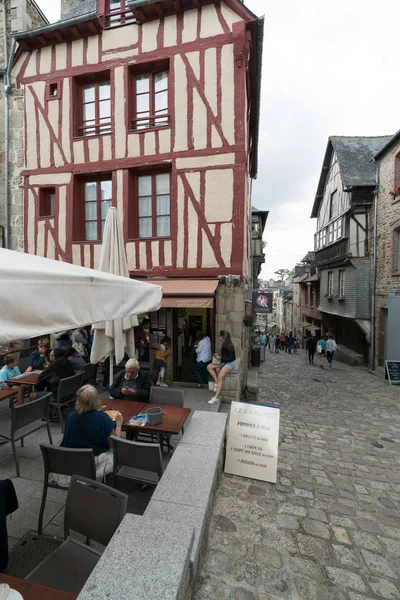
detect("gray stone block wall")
[0,1,46,250]
[216,283,249,402]
[374,146,400,365]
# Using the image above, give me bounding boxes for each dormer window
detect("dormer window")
[105,0,135,27]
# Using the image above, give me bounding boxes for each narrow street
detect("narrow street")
[194,350,400,600]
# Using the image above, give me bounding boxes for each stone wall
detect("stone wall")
[374,143,400,366]
[0,0,47,249]
[216,281,249,402]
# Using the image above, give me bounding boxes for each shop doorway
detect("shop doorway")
[172,307,215,383]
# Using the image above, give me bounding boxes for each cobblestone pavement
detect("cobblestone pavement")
[194,350,400,600]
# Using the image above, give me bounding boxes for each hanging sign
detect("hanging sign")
[252,291,273,314]
[385,360,400,385]
[225,401,280,483]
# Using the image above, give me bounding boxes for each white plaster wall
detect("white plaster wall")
[102,24,138,52]
[173,54,188,152]
[205,169,233,222]
[200,4,224,38]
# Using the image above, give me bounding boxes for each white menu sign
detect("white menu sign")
[225,401,280,483]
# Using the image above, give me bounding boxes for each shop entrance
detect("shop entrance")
[172,307,215,383]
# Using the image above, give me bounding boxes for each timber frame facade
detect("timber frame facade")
[12,0,263,278]
[10,0,264,393]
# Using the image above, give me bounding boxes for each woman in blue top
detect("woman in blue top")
[52,385,123,485]
[317,337,327,369]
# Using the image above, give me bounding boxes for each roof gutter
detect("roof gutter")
[250,15,264,180]
[369,159,379,372]
[14,10,99,41]
[127,0,165,8]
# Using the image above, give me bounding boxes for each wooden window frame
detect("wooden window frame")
[73,174,113,242]
[129,60,170,132]
[104,0,135,28]
[392,225,400,275]
[39,187,56,218]
[46,80,60,101]
[128,169,171,241]
[74,71,112,138]
[327,271,334,298]
[329,190,337,221]
[338,269,345,299]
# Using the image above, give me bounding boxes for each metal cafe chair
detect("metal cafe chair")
[51,372,84,432]
[27,475,128,595]
[38,444,96,535]
[0,393,53,477]
[111,436,163,490]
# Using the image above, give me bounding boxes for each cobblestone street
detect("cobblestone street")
[194,350,400,600]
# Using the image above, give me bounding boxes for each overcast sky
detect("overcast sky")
[37,0,400,280]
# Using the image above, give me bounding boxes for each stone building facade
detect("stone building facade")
[373,132,400,368]
[0,0,48,249]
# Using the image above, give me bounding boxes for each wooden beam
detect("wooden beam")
[155,3,165,17]
[132,6,146,22]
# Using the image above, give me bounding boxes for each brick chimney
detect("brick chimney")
[60,0,85,20]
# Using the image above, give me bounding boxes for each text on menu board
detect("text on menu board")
[225,401,280,483]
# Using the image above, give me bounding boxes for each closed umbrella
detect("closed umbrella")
[90,208,144,385]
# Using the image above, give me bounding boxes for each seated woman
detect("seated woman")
[53,385,123,486]
[30,338,51,370]
[207,330,236,405]
[64,345,86,373]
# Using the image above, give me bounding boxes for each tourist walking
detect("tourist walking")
[325,333,337,368]
[269,333,276,353]
[306,336,316,364]
[287,332,294,354]
[194,331,212,387]
[207,330,236,405]
[317,336,327,369]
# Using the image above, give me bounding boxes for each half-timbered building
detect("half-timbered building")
[11,0,263,392]
[311,136,392,364]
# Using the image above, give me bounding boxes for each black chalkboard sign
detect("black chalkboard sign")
[385,361,400,385]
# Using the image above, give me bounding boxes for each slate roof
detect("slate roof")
[61,0,97,22]
[301,251,315,264]
[331,136,392,187]
[374,128,400,159]
[311,135,393,218]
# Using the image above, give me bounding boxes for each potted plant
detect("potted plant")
[389,185,400,200]
[243,315,254,327]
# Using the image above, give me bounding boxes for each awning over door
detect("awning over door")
[145,279,219,309]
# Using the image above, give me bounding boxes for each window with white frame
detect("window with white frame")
[328,223,334,244]
[315,216,344,251]
[333,217,342,241]
[339,269,345,298]
[327,271,334,297]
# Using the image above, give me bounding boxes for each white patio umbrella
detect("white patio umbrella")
[90,208,141,385]
[0,248,162,343]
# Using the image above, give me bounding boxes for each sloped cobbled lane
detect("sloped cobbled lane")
[194,349,400,600]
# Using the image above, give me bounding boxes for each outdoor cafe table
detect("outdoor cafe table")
[0,574,77,599]
[6,372,41,387]
[101,398,191,435]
